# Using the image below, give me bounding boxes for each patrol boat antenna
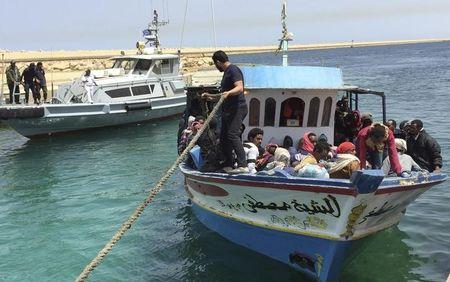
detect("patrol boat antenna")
[277,1,293,66]
[138,10,169,54]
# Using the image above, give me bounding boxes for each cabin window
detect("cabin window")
[307,97,321,127]
[153,59,173,75]
[161,59,173,73]
[249,98,260,126]
[321,97,333,126]
[264,98,276,126]
[279,97,305,127]
[112,59,136,72]
[132,59,152,75]
[105,88,131,98]
[132,85,151,96]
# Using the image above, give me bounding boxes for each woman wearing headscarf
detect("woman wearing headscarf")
[357,123,401,175]
[300,132,317,154]
[328,142,360,179]
[290,132,318,165]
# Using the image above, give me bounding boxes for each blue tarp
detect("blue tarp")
[241,66,344,90]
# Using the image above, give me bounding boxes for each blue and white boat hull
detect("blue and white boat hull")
[181,165,447,281]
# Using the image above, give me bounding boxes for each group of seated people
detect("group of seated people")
[179,114,442,180]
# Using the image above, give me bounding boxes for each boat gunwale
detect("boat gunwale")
[180,164,447,196]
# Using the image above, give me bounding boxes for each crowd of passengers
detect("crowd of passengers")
[179,102,442,179]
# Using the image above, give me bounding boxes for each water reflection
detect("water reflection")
[342,226,425,282]
[174,204,312,282]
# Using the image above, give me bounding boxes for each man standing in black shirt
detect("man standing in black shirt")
[21,63,37,104]
[203,50,248,174]
[406,119,442,173]
[35,62,48,103]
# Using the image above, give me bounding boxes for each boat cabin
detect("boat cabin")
[104,54,180,78]
[54,54,185,104]
[184,65,386,149]
[240,66,387,147]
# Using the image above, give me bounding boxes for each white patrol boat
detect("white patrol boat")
[0,11,186,138]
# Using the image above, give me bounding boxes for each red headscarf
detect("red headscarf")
[337,142,355,154]
[301,132,314,153]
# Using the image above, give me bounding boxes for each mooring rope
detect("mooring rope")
[75,95,225,282]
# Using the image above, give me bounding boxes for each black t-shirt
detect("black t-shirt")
[221,64,247,110]
[22,67,36,83]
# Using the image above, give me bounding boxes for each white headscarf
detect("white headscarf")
[395,138,407,152]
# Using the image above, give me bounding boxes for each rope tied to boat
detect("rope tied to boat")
[75,95,225,282]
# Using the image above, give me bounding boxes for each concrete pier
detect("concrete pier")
[1,38,450,102]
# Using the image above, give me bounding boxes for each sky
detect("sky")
[1,0,450,51]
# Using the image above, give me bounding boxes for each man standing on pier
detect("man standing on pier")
[35,62,48,103]
[203,50,248,174]
[21,63,37,104]
[5,61,21,104]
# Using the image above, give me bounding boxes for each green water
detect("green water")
[1,42,450,281]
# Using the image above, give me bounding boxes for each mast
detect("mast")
[140,9,169,54]
[278,1,293,66]
[1,54,4,104]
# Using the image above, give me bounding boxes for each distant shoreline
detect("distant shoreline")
[1,38,449,63]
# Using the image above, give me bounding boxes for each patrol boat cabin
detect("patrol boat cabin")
[54,53,184,104]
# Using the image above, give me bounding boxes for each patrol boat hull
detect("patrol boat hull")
[0,96,185,138]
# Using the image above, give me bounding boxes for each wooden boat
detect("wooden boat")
[179,3,447,280]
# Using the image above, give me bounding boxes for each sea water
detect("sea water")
[1,42,449,281]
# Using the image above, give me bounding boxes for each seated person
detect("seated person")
[294,141,330,172]
[178,115,196,154]
[291,132,317,165]
[197,119,223,172]
[300,132,317,154]
[328,142,360,179]
[385,119,405,139]
[382,138,422,175]
[243,128,264,173]
[195,115,205,124]
[265,144,291,170]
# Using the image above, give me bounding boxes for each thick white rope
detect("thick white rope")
[75,95,225,282]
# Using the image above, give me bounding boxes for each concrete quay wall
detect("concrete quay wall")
[1,38,449,99]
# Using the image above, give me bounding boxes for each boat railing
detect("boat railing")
[94,76,183,90]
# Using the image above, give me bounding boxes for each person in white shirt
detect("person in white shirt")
[243,128,264,173]
[382,138,423,175]
[81,69,96,103]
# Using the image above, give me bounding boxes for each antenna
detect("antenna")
[140,9,169,53]
[1,54,4,104]
[210,0,217,48]
[276,1,293,66]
